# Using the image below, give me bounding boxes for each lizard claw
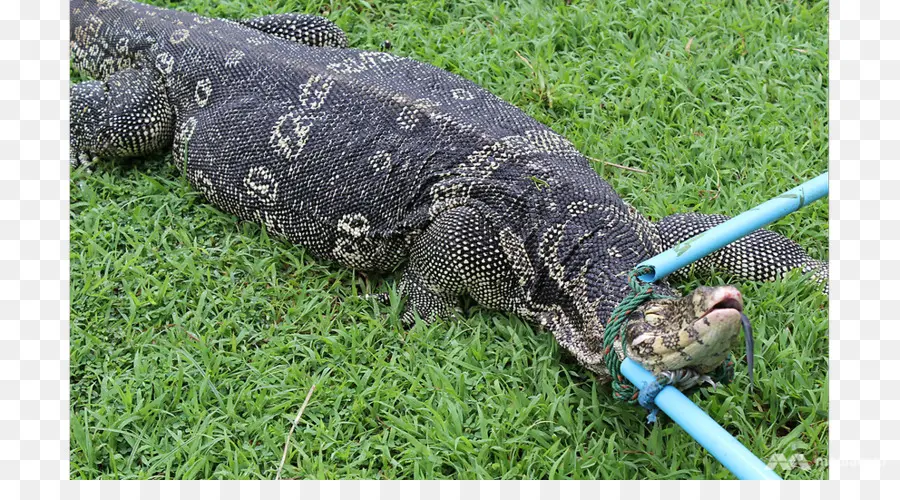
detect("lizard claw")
[71,150,98,171]
[658,368,710,392]
[698,374,717,389]
[400,310,417,329]
[363,292,392,305]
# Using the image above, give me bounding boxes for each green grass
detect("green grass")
[70,0,828,479]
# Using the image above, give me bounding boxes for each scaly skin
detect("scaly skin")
[69,0,826,384]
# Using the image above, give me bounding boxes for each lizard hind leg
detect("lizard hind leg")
[70,68,175,165]
[238,13,348,48]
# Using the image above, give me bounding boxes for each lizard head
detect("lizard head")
[622,285,753,381]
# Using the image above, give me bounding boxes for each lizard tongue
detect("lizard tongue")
[740,312,754,388]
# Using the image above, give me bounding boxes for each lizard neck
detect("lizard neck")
[522,204,673,377]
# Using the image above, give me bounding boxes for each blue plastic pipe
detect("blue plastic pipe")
[620,171,829,480]
[637,172,829,282]
[621,358,782,480]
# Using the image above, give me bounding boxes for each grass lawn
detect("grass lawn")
[70,0,829,479]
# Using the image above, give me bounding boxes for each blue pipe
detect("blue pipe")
[619,171,828,479]
[637,172,829,282]
[620,358,782,480]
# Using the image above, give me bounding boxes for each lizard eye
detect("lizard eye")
[646,312,663,323]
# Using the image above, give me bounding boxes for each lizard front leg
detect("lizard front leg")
[399,206,527,326]
[657,213,828,293]
[71,68,175,165]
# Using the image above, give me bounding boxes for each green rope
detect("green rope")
[603,265,735,405]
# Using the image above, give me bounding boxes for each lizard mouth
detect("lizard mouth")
[694,290,754,384]
[700,295,744,318]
